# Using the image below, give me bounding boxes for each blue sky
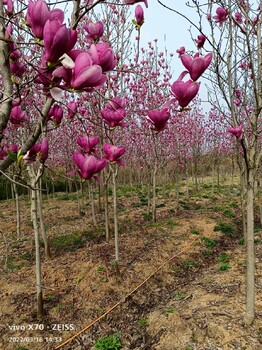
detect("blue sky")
[135,0,211,107]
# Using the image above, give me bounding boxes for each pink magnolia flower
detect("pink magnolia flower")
[43,19,77,64]
[48,104,63,125]
[180,52,213,81]
[213,7,228,26]
[135,5,144,26]
[73,152,107,180]
[77,136,100,154]
[26,0,49,39]
[103,144,126,166]
[176,46,185,57]
[228,125,243,139]
[234,12,243,24]
[25,144,42,162]
[125,0,148,8]
[0,147,7,160]
[67,101,77,118]
[89,43,117,72]
[83,21,104,41]
[8,144,19,152]
[10,106,28,125]
[70,52,107,90]
[39,138,49,160]
[101,97,127,127]
[146,108,170,132]
[171,79,200,108]
[195,34,206,49]
[10,60,26,77]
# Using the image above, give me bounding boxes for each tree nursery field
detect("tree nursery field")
[1,177,262,350]
[0,0,262,350]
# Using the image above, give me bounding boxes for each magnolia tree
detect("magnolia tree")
[158,0,262,324]
[0,0,213,319]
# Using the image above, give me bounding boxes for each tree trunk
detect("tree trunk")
[152,162,157,223]
[13,182,21,237]
[37,184,51,259]
[89,182,97,226]
[244,170,255,325]
[31,181,44,320]
[104,182,110,242]
[112,169,120,275]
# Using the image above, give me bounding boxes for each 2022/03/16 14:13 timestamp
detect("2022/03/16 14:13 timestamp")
[8,336,62,343]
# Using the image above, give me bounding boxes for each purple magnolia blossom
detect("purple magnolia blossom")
[39,138,49,160]
[25,144,41,162]
[101,97,127,127]
[10,106,28,125]
[195,34,206,49]
[103,144,126,166]
[146,108,170,132]
[89,43,117,72]
[26,0,64,40]
[10,60,26,77]
[213,7,228,26]
[135,5,144,26]
[83,21,104,41]
[73,152,107,180]
[67,101,77,118]
[180,52,213,81]
[8,144,19,153]
[228,125,243,139]
[42,19,77,64]
[70,51,107,90]
[125,0,148,8]
[77,136,100,154]
[176,46,185,57]
[48,104,63,125]
[171,79,200,108]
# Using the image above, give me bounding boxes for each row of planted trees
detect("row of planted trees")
[0,0,261,327]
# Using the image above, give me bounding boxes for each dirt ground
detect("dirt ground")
[0,180,262,350]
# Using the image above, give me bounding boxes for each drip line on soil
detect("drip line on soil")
[54,235,199,349]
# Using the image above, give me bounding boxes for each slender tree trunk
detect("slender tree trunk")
[244,169,255,325]
[13,182,21,237]
[216,159,220,187]
[152,162,157,223]
[112,169,120,275]
[37,184,51,259]
[31,179,44,320]
[89,182,97,226]
[240,170,247,241]
[104,182,110,242]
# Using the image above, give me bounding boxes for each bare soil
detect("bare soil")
[0,180,262,350]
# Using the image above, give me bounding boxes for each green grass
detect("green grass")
[191,228,200,235]
[219,263,231,271]
[223,209,235,218]
[214,222,236,236]
[138,317,149,328]
[50,232,85,252]
[163,306,175,317]
[201,236,218,248]
[94,333,122,350]
[173,291,189,301]
[216,253,230,263]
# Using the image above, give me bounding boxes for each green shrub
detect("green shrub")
[94,334,122,350]
[201,236,218,248]
[50,233,84,251]
[191,228,200,235]
[219,263,231,271]
[214,222,236,236]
